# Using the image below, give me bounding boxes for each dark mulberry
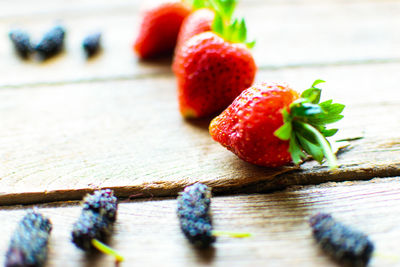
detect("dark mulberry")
[177,183,215,248]
[71,209,113,251]
[82,188,117,222]
[9,29,33,58]
[35,25,65,59]
[71,189,118,251]
[82,32,101,57]
[309,213,374,267]
[5,211,52,267]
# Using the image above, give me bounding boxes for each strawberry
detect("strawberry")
[173,0,256,118]
[209,80,345,169]
[133,1,191,59]
[174,8,214,56]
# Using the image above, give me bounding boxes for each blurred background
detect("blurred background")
[1,0,398,87]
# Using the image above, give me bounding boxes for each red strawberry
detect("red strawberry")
[173,0,256,118]
[174,31,256,118]
[209,80,345,169]
[174,8,214,56]
[134,1,191,59]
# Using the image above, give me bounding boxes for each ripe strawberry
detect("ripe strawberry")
[134,1,191,59]
[174,8,214,56]
[173,0,256,118]
[209,80,345,168]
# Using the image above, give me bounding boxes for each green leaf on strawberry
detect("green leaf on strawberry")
[208,0,255,48]
[212,10,224,33]
[191,0,211,9]
[274,80,345,169]
[209,0,237,20]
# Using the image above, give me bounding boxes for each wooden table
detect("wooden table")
[1,0,400,266]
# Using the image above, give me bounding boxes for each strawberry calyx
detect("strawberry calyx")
[274,80,345,169]
[209,0,255,48]
[189,0,211,9]
[184,0,255,47]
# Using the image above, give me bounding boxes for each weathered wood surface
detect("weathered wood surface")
[0,63,399,205]
[0,0,399,87]
[1,177,400,267]
[1,0,400,265]
[0,0,399,203]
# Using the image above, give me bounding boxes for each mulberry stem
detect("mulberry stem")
[91,239,124,262]
[212,230,252,238]
[373,251,400,262]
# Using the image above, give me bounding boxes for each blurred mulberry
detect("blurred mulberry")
[82,189,117,222]
[177,183,215,248]
[309,213,374,267]
[5,211,52,267]
[71,189,118,251]
[71,209,113,251]
[9,29,32,58]
[82,32,101,57]
[35,25,65,59]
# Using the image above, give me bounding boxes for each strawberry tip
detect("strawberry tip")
[182,107,198,118]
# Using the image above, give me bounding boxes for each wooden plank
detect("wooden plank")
[0,0,399,87]
[0,63,399,205]
[0,177,400,267]
[1,0,396,19]
[0,0,141,20]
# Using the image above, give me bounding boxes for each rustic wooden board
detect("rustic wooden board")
[1,177,400,267]
[0,0,399,87]
[1,0,399,266]
[0,64,399,205]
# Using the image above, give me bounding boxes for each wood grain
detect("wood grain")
[1,0,399,266]
[1,177,400,267]
[0,0,399,87]
[0,63,399,205]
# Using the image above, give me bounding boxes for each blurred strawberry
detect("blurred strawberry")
[174,7,214,56]
[173,0,256,118]
[209,80,345,168]
[134,1,191,59]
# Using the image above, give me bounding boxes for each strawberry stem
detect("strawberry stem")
[209,0,255,47]
[188,0,210,9]
[212,230,252,238]
[91,239,124,262]
[274,80,345,169]
[294,121,338,169]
